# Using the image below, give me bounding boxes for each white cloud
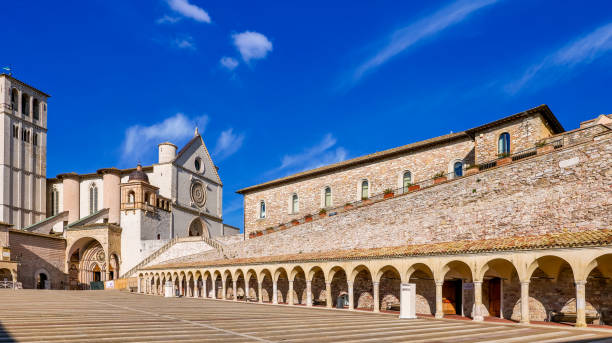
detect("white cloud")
[220,57,239,70]
[270,134,348,176]
[223,198,243,215]
[213,128,245,160]
[166,0,211,23]
[121,113,208,165]
[232,31,273,62]
[505,22,612,94]
[174,36,195,50]
[156,15,181,24]
[350,0,499,86]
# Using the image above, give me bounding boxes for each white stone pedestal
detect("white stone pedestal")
[399,283,417,319]
[164,281,174,297]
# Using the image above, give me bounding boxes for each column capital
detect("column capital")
[306,280,312,284]
[435,280,444,286]
[373,281,380,286]
[473,280,483,285]
[520,280,530,285]
[347,280,354,286]
[575,280,587,286]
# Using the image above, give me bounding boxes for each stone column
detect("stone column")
[520,281,530,324]
[179,279,183,296]
[325,282,332,308]
[435,281,444,319]
[348,281,354,310]
[373,281,380,313]
[473,281,484,321]
[233,280,238,301]
[272,280,278,304]
[138,278,142,293]
[575,280,587,328]
[258,281,263,303]
[202,279,207,298]
[306,280,312,307]
[245,279,250,301]
[288,281,294,305]
[222,280,226,300]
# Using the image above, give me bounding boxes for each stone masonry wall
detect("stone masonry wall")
[226,130,611,259]
[9,230,66,289]
[244,137,475,235]
[475,114,554,164]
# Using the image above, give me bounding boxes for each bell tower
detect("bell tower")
[0,73,49,228]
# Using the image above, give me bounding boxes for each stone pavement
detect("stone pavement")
[1,290,611,343]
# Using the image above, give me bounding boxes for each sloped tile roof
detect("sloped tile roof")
[144,229,612,270]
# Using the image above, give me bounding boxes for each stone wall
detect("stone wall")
[9,230,66,289]
[225,130,611,260]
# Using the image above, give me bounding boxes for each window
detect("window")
[10,89,18,109]
[33,133,38,146]
[89,185,98,214]
[361,180,369,199]
[453,161,463,177]
[402,171,412,192]
[33,99,40,120]
[194,158,201,172]
[291,194,299,214]
[498,132,510,155]
[12,125,18,138]
[324,187,332,207]
[156,234,161,240]
[144,192,150,205]
[259,201,266,219]
[51,189,59,216]
[21,94,29,116]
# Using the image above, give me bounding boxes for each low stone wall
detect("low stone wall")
[9,230,66,289]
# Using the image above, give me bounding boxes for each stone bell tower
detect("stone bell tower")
[0,74,49,228]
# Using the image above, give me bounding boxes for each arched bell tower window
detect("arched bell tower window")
[291,194,299,214]
[402,171,412,192]
[498,132,510,156]
[33,99,40,120]
[324,187,332,207]
[21,93,29,116]
[10,89,18,110]
[51,188,59,216]
[89,184,98,214]
[361,180,369,200]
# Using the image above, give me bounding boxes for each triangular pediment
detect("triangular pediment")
[174,135,221,184]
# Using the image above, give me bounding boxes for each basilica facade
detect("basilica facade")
[0,74,238,290]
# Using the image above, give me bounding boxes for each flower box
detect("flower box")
[537,145,554,155]
[304,215,313,222]
[344,204,353,210]
[496,157,512,166]
[291,220,300,226]
[248,232,255,239]
[256,231,263,237]
[279,224,287,231]
[383,192,394,199]
[265,227,275,234]
[433,176,447,184]
[408,184,420,192]
[319,212,327,218]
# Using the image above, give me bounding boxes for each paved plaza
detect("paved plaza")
[1,291,611,342]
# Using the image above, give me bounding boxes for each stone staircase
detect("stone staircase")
[121,236,226,278]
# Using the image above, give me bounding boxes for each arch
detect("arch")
[329,266,348,309]
[223,270,233,299]
[360,179,369,200]
[188,218,210,238]
[21,93,29,116]
[33,98,40,120]
[498,132,510,155]
[290,266,307,304]
[291,194,299,214]
[478,258,520,320]
[323,186,332,207]
[259,269,273,303]
[234,269,246,300]
[377,265,402,312]
[34,268,50,289]
[109,253,120,280]
[274,267,289,303]
[10,88,18,108]
[351,265,373,310]
[584,253,612,325]
[525,255,576,322]
[67,237,107,290]
[308,266,326,306]
[245,269,259,300]
[439,260,474,317]
[407,263,436,315]
[127,191,135,203]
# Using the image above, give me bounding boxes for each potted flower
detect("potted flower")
[265,227,275,234]
[344,202,353,210]
[279,224,287,231]
[318,208,327,218]
[383,188,394,199]
[433,172,447,184]
[291,219,300,226]
[536,141,554,155]
[496,152,512,166]
[248,232,255,239]
[255,230,263,237]
[465,164,479,176]
[407,183,420,192]
[304,214,313,222]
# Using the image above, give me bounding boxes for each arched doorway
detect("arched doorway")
[0,268,13,282]
[67,238,107,290]
[188,218,209,237]
[36,271,49,289]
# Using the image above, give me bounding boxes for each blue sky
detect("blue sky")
[3,1,611,229]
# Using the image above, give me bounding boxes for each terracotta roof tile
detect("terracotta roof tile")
[144,229,612,270]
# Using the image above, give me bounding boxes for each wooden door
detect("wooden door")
[488,278,501,317]
[442,281,457,315]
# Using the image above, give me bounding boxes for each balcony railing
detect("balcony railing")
[249,123,611,238]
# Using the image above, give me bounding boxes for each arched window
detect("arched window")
[51,189,59,216]
[324,187,332,207]
[33,133,38,146]
[144,192,150,205]
[291,194,299,214]
[402,171,412,192]
[89,185,98,214]
[259,201,266,219]
[21,93,29,116]
[361,180,369,199]
[498,132,510,156]
[156,234,161,240]
[33,99,40,120]
[10,89,18,109]
[454,161,463,177]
